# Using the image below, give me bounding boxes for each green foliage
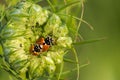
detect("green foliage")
[73,38,106,45]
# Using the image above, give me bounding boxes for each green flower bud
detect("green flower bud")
[53,24,68,37]
[57,37,72,48]
[43,14,62,36]
[0,1,72,80]
[47,50,64,64]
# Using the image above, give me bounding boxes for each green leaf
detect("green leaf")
[61,62,89,75]
[46,0,56,12]
[5,0,20,6]
[0,4,5,22]
[56,0,82,13]
[58,13,94,31]
[54,61,89,76]
[63,58,78,63]
[26,0,43,3]
[73,38,107,45]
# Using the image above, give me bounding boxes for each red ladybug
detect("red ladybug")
[30,37,53,55]
[30,44,43,55]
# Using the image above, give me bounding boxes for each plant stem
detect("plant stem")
[46,0,56,12]
[72,46,79,80]
[57,61,64,80]
[61,62,89,75]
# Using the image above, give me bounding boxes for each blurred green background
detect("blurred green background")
[79,0,120,80]
[0,0,120,80]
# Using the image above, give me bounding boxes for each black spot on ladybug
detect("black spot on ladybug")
[34,44,41,52]
[45,37,53,45]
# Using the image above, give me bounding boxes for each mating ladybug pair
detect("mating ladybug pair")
[30,37,53,55]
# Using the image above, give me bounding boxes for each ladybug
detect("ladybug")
[30,36,53,55]
[30,44,43,55]
[36,36,53,45]
[37,36,53,52]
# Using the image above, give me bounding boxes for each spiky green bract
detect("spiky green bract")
[0,1,72,80]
